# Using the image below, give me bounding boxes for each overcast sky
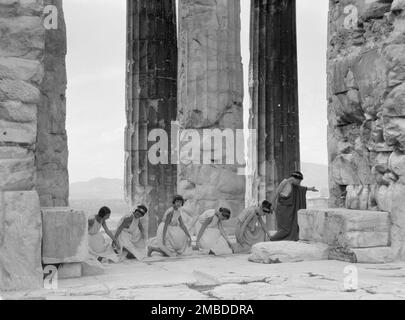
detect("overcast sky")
[64,0,329,183]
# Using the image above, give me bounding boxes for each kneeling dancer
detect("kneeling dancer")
[148,195,192,257]
[114,205,148,260]
[196,207,234,255]
[235,200,273,249]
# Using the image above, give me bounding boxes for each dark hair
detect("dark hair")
[172,195,185,206]
[135,205,148,217]
[98,206,111,218]
[219,207,231,219]
[291,171,304,181]
[261,200,272,212]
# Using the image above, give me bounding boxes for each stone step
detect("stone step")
[248,241,329,264]
[298,209,390,248]
[329,246,395,264]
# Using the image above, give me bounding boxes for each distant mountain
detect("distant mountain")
[69,162,329,207]
[70,177,124,200]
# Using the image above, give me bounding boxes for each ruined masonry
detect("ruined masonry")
[1,0,405,292]
[327,0,405,260]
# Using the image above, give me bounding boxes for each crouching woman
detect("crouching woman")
[196,207,234,255]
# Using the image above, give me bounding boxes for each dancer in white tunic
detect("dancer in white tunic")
[114,205,148,260]
[196,207,234,255]
[88,207,120,263]
[147,195,192,257]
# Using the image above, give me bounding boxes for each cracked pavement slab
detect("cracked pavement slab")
[1,255,405,300]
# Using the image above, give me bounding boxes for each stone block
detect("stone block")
[0,191,42,291]
[0,79,40,104]
[383,83,405,117]
[42,207,88,264]
[0,101,36,123]
[248,241,329,264]
[0,57,43,83]
[57,263,82,280]
[0,157,35,191]
[331,153,374,185]
[351,247,395,264]
[383,116,405,150]
[81,260,105,277]
[0,16,44,59]
[0,119,36,144]
[298,209,390,248]
[351,48,387,117]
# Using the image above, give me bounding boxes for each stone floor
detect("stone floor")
[2,254,405,300]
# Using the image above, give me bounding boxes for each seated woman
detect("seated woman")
[196,207,234,255]
[88,206,120,263]
[235,200,273,250]
[147,195,192,257]
[114,205,148,261]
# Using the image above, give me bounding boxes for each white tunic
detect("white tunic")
[196,210,232,256]
[117,215,147,260]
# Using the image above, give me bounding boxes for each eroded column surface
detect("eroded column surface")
[36,0,69,207]
[249,0,300,228]
[0,0,45,290]
[125,0,178,237]
[177,0,245,229]
[327,0,405,259]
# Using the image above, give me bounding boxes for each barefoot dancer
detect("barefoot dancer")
[88,206,120,263]
[147,195,192,257]
[271,171,318,242]
[196,207,234,255]
[114,205,148,260]
[235,200,273,249]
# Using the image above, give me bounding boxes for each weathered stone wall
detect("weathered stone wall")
[177,0,245,227]
[36,0,69,207]
[328,0,405,259]
[0,0,45,290]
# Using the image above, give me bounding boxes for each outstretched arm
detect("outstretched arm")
[257,216,272,241]
[306,187,319,192]
[196,218,212,248]
[179,216,192,240]
[138,220,146,240]
[102,221,116,242]
[218,221,234,253]
[162,212,173,246]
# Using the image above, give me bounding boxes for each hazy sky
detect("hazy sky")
[64,0,329,183]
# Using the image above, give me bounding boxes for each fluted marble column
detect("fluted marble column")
[125,0,178,237]
[249,0,300,227]
[177,0,246,226]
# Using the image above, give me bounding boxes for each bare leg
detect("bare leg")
[147,246,170,257]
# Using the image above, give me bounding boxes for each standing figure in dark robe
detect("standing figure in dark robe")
[270,172,318,242]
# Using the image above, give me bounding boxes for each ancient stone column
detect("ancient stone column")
[0,0,45,290]
[327,0,405,260]
[249,0,300,227]
[125,0,178,237]
[177,0,246,229]
[36,0,69,207]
